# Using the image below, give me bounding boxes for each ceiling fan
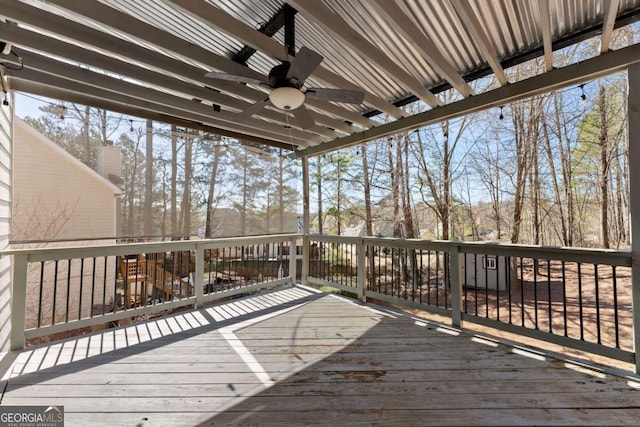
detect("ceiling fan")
[205,46,364,129]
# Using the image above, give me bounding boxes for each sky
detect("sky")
[14,92,48,120]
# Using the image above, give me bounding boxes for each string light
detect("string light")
[499,106,504,120]
[59,105,65,121]
[129,119,134,132]
[579,84,587,104]
[2,93,7,106]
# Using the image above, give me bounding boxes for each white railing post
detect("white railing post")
[356,238,366,302]
[194,244,204,309]
[289,236,297,286]
[301,236,310,285]
[449,243,463,328]
[10,254,28,351]
[301,157,310,286]
[628,63,640,374]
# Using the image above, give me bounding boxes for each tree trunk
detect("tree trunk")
[278,149,284,233]
[205,143,222,238]
[598,85,610,249]
[83,106,90,166]
[317,158,323,234]
[542,119,569,245]
[180,130,193,238]
[389,141,401,238]
[170,126,178,239]
[442,124,450,240]
[143,119,153,237]
[362,143,375,281]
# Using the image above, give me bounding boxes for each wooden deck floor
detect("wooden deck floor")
[2,285,640,426]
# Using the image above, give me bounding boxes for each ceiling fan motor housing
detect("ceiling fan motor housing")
[268,62,296,88]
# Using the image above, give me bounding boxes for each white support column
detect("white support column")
[356,239,366,302]
[289,235,297,286]
[1,92,13,352]
[449,243,463,328]
[301,157,310,285]
[10,254,27,351]
[629,63,640,374]
[194,244,204,309]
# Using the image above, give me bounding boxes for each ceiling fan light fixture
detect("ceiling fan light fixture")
[269,86,305,110]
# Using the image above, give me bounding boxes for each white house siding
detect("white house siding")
[13,119,120,241]
[13,119,121,330]
[0,94,13,352]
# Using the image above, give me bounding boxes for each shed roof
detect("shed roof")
[1,0,639,156]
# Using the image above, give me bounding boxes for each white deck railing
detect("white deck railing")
[304,235,637,370]
[6,233,639,373]
[5,234,300,350]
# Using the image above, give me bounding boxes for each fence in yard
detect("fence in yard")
[305,235,636,367]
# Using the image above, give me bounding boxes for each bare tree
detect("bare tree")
[144,119,153,237]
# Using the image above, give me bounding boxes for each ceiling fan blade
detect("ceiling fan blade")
[238,97,270,119]
[204,72,267,85]
[292,105,315,129]
[286,46,323,86]
[305,88,365,104]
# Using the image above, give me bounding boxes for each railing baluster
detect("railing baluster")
[474,253,478,316]
[506,256,512,324]
[613,265,620,348]
[595,263,601,345]
[37,261,44,328]
[547,259,552,334]
[78,258,84,321]
[533,258,538,330]
[52,260,59,326]
[520,256,525,328]
[109,256,115,314]
[65,259,72,323]
[578,263,584,341]
[562,261,568,337]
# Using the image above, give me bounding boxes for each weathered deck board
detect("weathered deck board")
[2,286,639,426]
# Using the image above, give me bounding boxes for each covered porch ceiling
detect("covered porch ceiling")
[1,0,640,156]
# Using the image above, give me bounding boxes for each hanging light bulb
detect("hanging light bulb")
[59,105,65,121]
[2,92,8,106]
[129,119,134,132]
[499,106,504,120]
[579,84,587,104]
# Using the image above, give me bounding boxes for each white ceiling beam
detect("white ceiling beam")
[8,78,295,149]
[601,0,621,53]
[0,22,343,138]
[165,0,406,119]
[16,51,320,145]
[285,0,442,108]
[9,68,312,148]
[450,0,508,86]
[0,1,259,103]
[539,0,554,71]
[46,0,367,134]
[0,0,343,138]
[372,0,474,97]
[298,40,640,157]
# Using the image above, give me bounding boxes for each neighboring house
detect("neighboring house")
[342,221,366,237]
[12,118,122,329]
[13,118,121,242]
